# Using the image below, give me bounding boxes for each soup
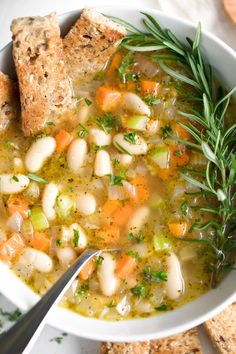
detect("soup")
[0,10,235,321]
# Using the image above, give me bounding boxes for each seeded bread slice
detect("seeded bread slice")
[204,302,236,354]
[100,341,150,354]
[0,72,18,132]
[63,8,127,80]
[11,14,73,136]
[100,328,202,354]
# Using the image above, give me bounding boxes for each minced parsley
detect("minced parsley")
[125,250,141,262]
[73,229,80,247]
[131,283,149,298]
[128,231,144,243]
[124,132,137,144]
[143,266,168,282]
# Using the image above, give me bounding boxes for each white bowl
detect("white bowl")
[0,6,236,342]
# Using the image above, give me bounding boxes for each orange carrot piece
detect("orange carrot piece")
[7,197,29,219]
[0,233,24,261]
[31,232,50,252]
[169,146,190,168]
[95,225,120,245]
[79,258,95,280]
[112,204,134,226]
[106,52,123,79]
[55,129,73,153]
[96,86,121,112]
[118,81,136,91]
[173,122,192,141]
[140,80,159,95]
[168,222,188,237]
[116,253,137,280]
[130,176,150,204]
[102,200,120,217]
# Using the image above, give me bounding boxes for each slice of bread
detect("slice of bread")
[100,341,150,354]
[0,72,18,132]
[204,302,236,354]
[63,8,127,81]
[11,14,73,136]
[100,328,202,354]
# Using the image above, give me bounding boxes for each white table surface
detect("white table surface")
[0,1,235,353]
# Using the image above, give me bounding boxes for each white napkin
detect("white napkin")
[158,0,236,50]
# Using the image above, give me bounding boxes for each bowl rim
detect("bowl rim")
[0,5,236,342]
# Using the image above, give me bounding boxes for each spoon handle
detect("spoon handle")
[0,247,99,354]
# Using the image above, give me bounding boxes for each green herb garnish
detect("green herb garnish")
[143,266,168,282]
[78,123,89,138]
[95,112,115,134]
[180,201,189,216]
[118,51,138,84]
[46,121,55,126]
[73,229,80,247]
[91,145,108,153]
[124,131,137,144]
[107,300,116,308]
[56,239,62,246]
[77,284,89,297]
[154,304,168,311]
[131,282,149,298]
[11,175,19,182]
[128,231,144,243]
[0,308,22,321]
[84,98,92,106]
[107,174,124,186]
[144,95,160,106]
[28,173,49,184]
[161,124,172,139]
[115,142,132,156]
[95,256,104,266]
[125,250,141,262]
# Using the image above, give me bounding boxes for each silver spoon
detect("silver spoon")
[0,247,100,354]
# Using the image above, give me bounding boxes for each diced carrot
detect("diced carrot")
[7,197,29,219]
[31,232,50,252]
[112,204,134,226]
[96,86,121,112]
[169,146,190,168]
[55,129,73,153]
[105,52,123,79]
[102,200,120,217]
[168,222,188,237]
[173,121,192,141]
[79,258,95,280]
[0,233,24,261]
[130,176,150,204]
[95,225,120,245]
[140,80,159,95]
[118,81,136,91]
[116,253,137,280]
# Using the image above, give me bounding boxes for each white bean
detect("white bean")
[69,223,87,249]
[25,136,56,172]
[20,247,53,273]
[77,99,91,124]
[166,252,185,299]
[89,128,111,146]
[97,253,119,296]
[42,183,59,220]
[121,93,151,116]
[128,206,150,232]
[67,138,87,172]
[94,150,112,177]
[116,153,133,167]
[0,174,29,194]
[76,192,96,216]
[56,246,77,266]
[113,133,148,155]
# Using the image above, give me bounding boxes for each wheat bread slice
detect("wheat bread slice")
[11,14,73,136]
[63,8,127,81]
[100,328,202,354]
[0,72,19,132]
[204,302,236,354]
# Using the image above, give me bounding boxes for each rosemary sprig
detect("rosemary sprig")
[113,13,236,287]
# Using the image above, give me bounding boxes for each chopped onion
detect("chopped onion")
[108,185,125,200]
[123,180,136,198]
[21,219,34,242]
[65,279,78,303]
[24,181,40,201]
[116,295,131,316]
[6,212,23,232]
[135,54,159,78]
[135,163,148,176]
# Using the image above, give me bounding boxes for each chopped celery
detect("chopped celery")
[125,115,148,131]
[153,234,172,252]
[56,194,75,219]
[149,194,164,209]
[150,146,169,169]
[30,207,49,231]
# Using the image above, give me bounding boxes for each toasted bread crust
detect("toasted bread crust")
[100,328,202,354]
[0,72,18,132]
[63,8,127,80]
[204,302,236,354]
[11,14,73,136]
